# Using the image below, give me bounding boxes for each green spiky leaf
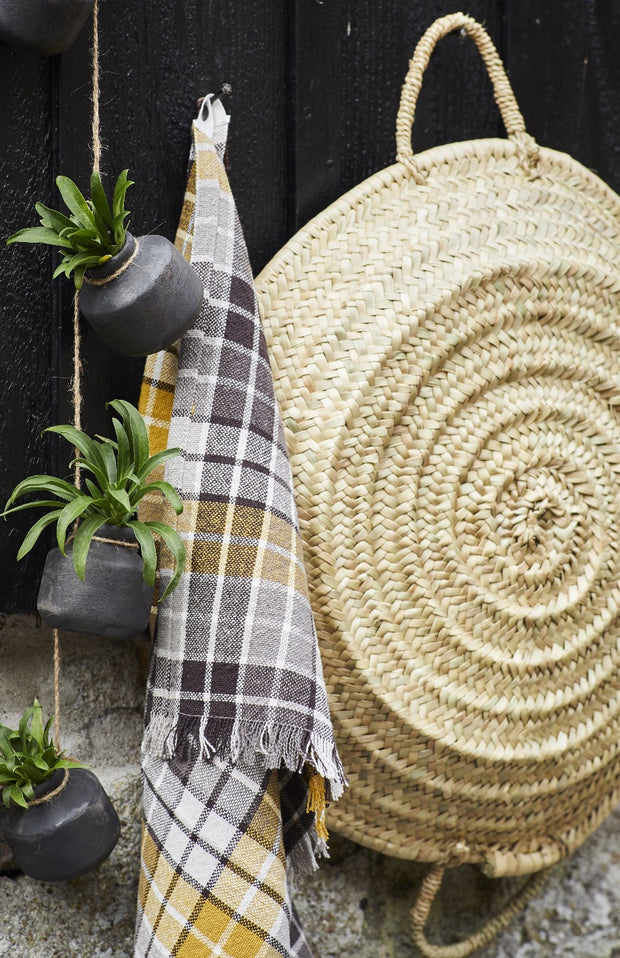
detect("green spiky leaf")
[6,226,74,248]
[56,496,95,554]
[44,424,109,485]
[104,488,132,518]
[5,402,185,601]
[15,510,63,560]
[111,418,130,482]
[132,480,183,515]
[4,475,80,507]
[89,170,114,229]
[55,176,95,229]
[126,520,158,587]
[0,700,85,808]
[107,399,149,473]
[112,169,133,220]
[141,520,186,600]
[34,202,76,234]
[6,171,131,290]
[135,446,182,483]
[71,513,108,580]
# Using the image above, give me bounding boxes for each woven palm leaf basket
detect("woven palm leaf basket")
[256,12,620,956]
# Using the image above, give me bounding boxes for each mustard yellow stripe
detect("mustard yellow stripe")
[139,817,288,958]
[194,129,232,195]
[175,159,197,257]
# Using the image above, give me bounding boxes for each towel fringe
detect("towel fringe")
[286,820,329,887]
[305,771,329,842]
[143,711,348,798]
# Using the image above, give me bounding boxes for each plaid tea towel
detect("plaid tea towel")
[134,96,346,958]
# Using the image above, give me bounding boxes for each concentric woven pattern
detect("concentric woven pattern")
[256,136,620,877]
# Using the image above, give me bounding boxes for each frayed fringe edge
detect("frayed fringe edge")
[142,712,347,799]
[286,829,330,888]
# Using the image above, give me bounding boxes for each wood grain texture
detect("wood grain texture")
[504,0,620,191]
[0,45,57,610]
[291,0,343,230]
[290,0,503,226]
[2,2,620,611]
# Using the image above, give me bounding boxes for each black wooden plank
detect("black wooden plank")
[581,0,620,192]
[146,0,290,276]
[503,0,620,193]
[0,45,57,611]
[289,1,504,229]
[291,0,343,230]
[338,0,504,197]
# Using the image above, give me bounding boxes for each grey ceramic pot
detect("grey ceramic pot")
[79,231,204,356]
[0,768,120,882]
[0,0,94,56]
[37,524,153,639]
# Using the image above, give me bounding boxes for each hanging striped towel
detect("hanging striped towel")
[134,96,346,958]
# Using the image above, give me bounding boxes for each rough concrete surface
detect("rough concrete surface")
[296,812,620,958]
[1,614,619,957]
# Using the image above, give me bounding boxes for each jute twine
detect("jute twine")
[83,237,140,287]
[63,530,140,551]
[91,534,139,549]
[53,0,101,752]
[256,11,620,954]
[27,768,69,808]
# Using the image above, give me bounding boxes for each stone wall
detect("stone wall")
[0,614,618,957]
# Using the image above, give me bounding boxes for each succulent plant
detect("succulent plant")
[0,700,82,809]
[2,399,185,600]
[7,169,132,290]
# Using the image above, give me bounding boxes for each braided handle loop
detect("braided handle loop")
[396,12,539,179]
[410,863,552,958]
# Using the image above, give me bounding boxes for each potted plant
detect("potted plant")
[7,169,203,356]
[2,399,186,639]
[0,700,120,882]
[0,0,94,57]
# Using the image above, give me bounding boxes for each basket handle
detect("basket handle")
[409,863,552,958]
[396,12,539,181]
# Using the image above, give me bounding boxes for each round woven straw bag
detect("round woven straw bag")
[256,12,620,956]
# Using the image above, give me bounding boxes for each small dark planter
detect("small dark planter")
[0,0,94,56]
[0,768,120,882]
[79,231,204,356]
[37,524,153,639]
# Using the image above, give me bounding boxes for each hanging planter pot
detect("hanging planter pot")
[0,0,94,57]
[2,400,186,640]
[37,523,154,639]
[7,169,203,356]
[79,230,204,356]
[1,767,121,881]
[0,701,120,882]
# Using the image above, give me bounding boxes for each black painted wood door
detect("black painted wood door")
[2,1,619,612]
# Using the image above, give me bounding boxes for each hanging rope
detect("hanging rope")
[90,0,101,174]
[54,0,101,752]
[72,298,83,441]
[53,628,61,750]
